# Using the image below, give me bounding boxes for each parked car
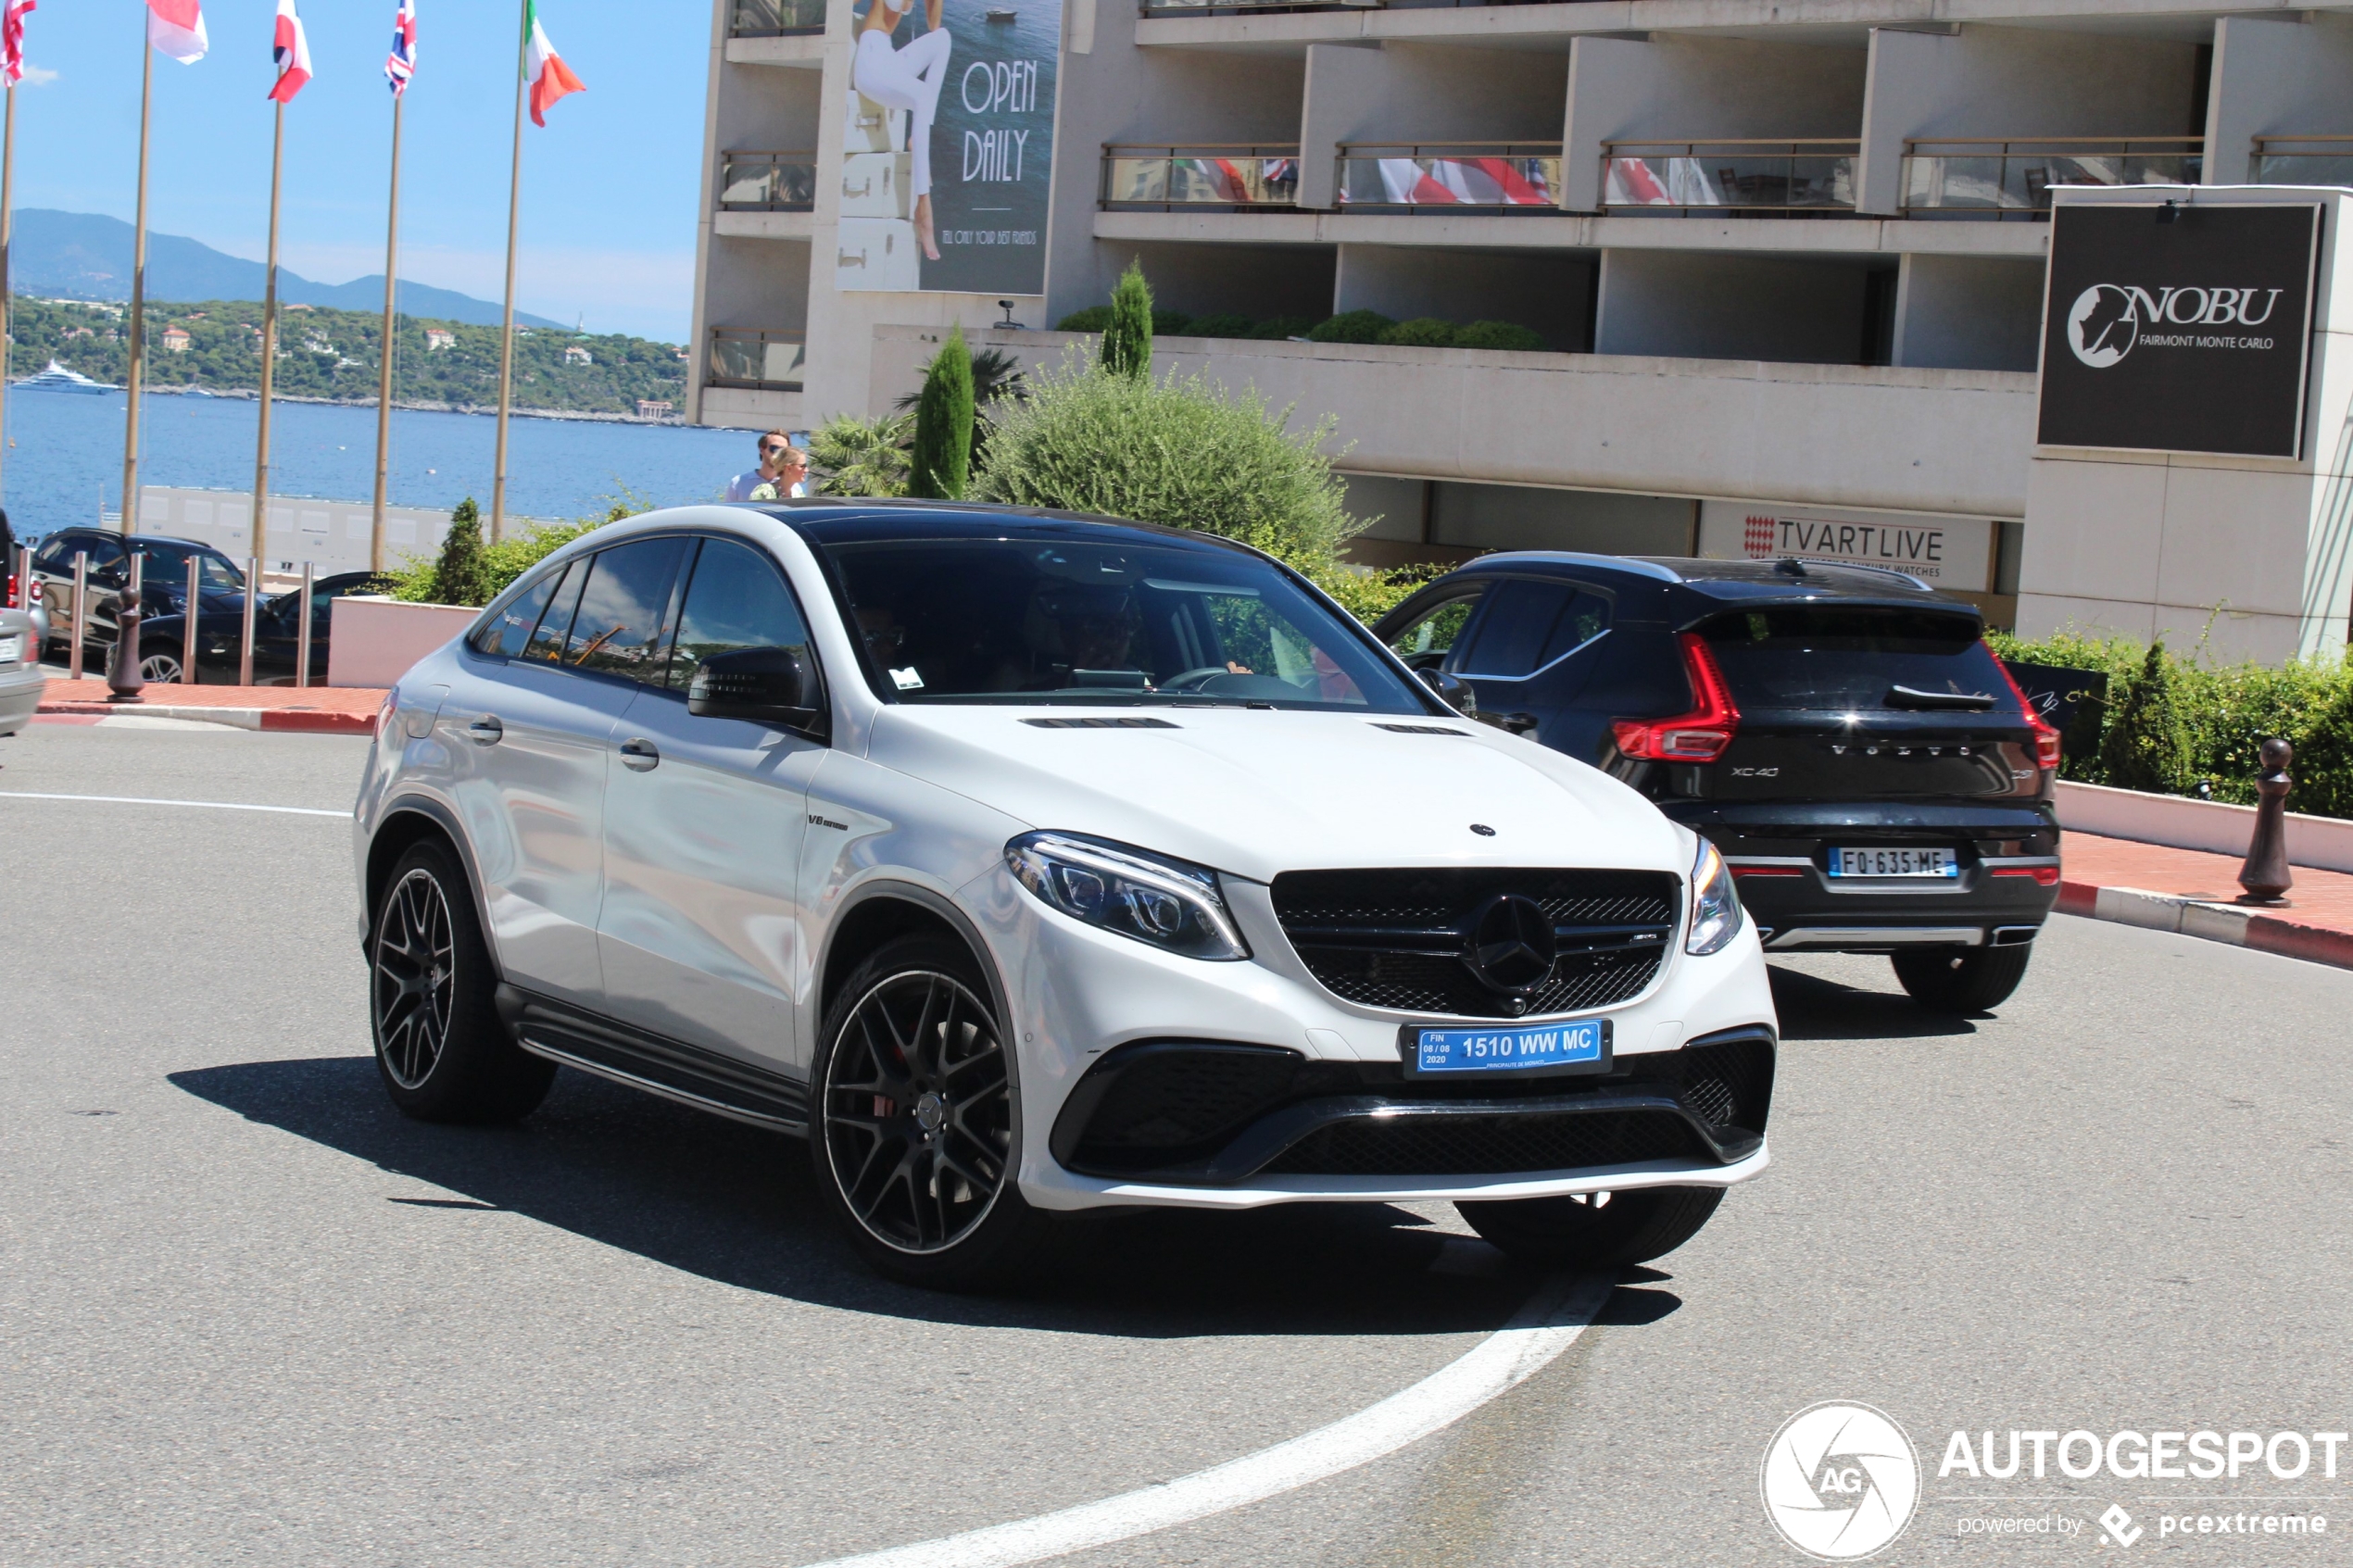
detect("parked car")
[1376,554,2062,1012]
[0,606,41,735]
[137,571,389,685]
[356,503,1780,1288]
[29,529,248,668]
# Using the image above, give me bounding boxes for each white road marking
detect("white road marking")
[797,1271,1613,1568]
[0,791,348,818]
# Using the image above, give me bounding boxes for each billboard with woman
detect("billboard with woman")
[837,0,1061,295]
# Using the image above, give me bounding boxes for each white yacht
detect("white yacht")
[18,360,120,395]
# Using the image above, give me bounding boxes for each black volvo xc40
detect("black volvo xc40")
[1375,554,2062,1012]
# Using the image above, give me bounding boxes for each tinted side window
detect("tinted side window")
[666,537,812,692]
[1456,580,1611,679]
[472,565,566,658]
[86,537,130,584]
[1386,590,1483,667]
[565,537,688,684]
[522,561,585,664]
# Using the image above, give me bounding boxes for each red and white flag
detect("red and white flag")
[523,0,583,127]
[267,0,310,101]
[3,0,34,87]
[145,0,207,64]
[384,0,417,95]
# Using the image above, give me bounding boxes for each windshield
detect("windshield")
[132,544,245,594]
[1697,607,2014,712]
[818,536,1429,712]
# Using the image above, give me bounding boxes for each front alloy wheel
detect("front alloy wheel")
[138,647,184,684]
[374,866,455,1089]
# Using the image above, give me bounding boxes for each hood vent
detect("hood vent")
[1372,722,1467,736]
[1022,716,1180,730]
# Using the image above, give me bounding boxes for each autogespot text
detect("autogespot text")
[1939,1429,2349,1480]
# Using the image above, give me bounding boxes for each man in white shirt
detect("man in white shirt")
[727,431,810,501]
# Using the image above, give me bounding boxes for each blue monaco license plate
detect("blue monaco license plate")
[1413,1018,1608,1077]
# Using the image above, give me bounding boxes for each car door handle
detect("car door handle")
[465,714,504,746]
[618,736,660,771]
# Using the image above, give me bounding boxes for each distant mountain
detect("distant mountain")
[11,208,569,331]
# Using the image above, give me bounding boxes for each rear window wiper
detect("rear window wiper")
[1886,684,1997,710]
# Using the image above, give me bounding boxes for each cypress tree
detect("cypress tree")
[2097,640,2196,795]
[1101,261,1153,379]
[430,497,490,607]
[908,326,975,500]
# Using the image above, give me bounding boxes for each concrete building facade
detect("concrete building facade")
[688,0,2353,658]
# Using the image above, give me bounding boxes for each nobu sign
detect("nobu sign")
[2038,202,2321,458]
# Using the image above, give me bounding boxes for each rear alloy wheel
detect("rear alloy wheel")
[1457,1185,1726,1269]
[813,935,1053,1289]
[370,840,553,1123]
[138,646,184,684]
[1892,943,2032,1013]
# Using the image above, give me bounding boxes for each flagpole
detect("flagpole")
[0,70,18,508]
[371,89,403,574]
[121,25,155,537]
[251,96,285,578]
[490,0,527,546]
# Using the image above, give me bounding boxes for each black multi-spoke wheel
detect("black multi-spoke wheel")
[369,839,553,1123]
[813,935,1054,1288]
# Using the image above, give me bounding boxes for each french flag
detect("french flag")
[145,0,206,64]
[267,0,310,102]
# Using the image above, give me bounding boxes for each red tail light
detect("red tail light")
[1987,646,2063,771]
[1612,633,1740,763]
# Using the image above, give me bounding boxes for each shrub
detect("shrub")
[809,410,913,497]
[1184,312,1256,339]
[974,346,1364,571]
[2288,681,2353,821]
[1103,261,1154,378]
[1245,316,1316,341]
[1454,320,1546,351]
[1055,306,1113,332]
[1378,318,1459,347]
[2097,641,2198,795]
[426,497,488,607]
[1306,310,1394,345]
[908,325,974,500]
[1151,308,1193,336]
[1315,562,1446,625]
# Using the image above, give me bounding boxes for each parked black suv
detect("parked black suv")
[1376,553,2062,1011]
[29,529,248,666]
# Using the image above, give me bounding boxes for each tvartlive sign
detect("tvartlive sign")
[1697,501,1996,591]
[2037,201,2322,458]
[837,0,1061,294]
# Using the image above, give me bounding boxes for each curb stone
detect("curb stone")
[2058,880,2353,972]
[35,701,374,735]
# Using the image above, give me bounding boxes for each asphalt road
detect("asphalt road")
[3,722,2348,1568]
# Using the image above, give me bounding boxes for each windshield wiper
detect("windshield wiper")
[1886,684,1997,710]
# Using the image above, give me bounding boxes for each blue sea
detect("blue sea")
[2,385,768,542]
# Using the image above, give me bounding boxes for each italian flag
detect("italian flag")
[524,0,584,127]
[145,0,206,64]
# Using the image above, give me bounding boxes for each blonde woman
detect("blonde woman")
[853,0,950,261]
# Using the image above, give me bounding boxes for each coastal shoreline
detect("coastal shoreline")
[6,378,718,428]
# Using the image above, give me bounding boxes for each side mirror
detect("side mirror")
[687,646,823,730]
[1417,667,1478,719]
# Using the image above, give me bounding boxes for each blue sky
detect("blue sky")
[10,0,711,340]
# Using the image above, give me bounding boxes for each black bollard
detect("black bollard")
[2237,736,2293,904]
[106,550,146,704]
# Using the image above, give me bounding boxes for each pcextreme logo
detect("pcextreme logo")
[1761,1402,1922,1561]
[2066,282,2285,368]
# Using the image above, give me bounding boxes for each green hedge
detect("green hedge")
[1990,630,2353,819]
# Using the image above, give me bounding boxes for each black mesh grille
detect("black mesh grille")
[1271,868,1677,1019]
[1264,1109,1705,1177]
[1650,1033,1775,1135]
[1080,1047,1301,1154]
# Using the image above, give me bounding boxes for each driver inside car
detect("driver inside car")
[996,581,1150,691]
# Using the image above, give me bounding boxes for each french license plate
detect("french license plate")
[1830,847,1959,879]
[1413,1018,1607,1076]
[0,634,20,665]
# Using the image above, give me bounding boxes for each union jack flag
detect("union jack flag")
[384,0,416,94]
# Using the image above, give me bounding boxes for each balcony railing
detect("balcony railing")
[1901,138,2202,219]
[1139,0,1376,12]
[707,329,806,392]
[1339,143,1563,209]
[729,0,825,35]
[2253,135,2353,188]
[1101,145,1300,210]
[719,151,819,211]
[1600,140,1856,214]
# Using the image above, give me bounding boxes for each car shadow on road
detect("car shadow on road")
[170,1055,1683,1343]
[1768,964,1981,1042]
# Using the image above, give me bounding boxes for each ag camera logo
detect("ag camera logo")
[1762,1402,1921,1560]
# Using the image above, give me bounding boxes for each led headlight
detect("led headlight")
[1686,836,1744,956]
[1005,832,1250,961]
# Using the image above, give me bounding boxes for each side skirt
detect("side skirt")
[495,985,810,1136]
